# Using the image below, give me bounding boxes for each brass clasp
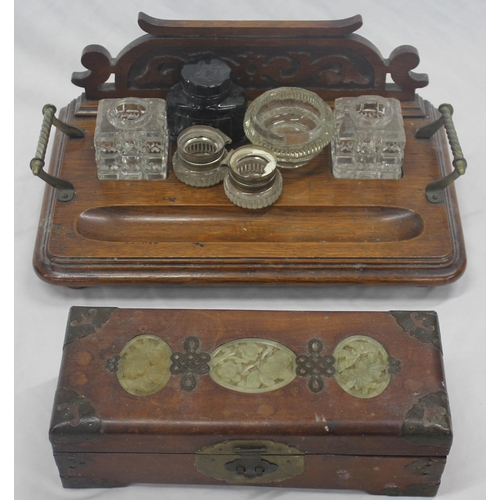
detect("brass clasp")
[195,439,305,484]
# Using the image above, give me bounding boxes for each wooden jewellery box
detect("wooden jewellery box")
[49,307,452,496]
[32,14,467,287]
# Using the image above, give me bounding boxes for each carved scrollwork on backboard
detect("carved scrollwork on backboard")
[71,14,428,101]
[129,50,372,93]
[133,54,186,87]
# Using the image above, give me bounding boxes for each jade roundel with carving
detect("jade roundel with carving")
[333,335,394,399]
[115,335,173,396]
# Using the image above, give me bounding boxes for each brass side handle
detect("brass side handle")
[416,104,467,204]
[30,104,84,202]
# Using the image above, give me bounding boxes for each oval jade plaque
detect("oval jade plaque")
[210,338,296,393]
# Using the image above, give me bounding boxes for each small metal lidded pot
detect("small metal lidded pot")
[173,126,231,187]
[222,145,283,209]
[166,58,247,143]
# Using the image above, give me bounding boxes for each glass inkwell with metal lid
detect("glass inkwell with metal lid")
[223,145,282,209]
[173,126,231,187]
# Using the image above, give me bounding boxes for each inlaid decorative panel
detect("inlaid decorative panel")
[107,333,401,397]
[209,339,297,393]
[116,334,172,396]
[333,335,392,398]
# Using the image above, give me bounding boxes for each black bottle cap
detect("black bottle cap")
[181,58,232,99]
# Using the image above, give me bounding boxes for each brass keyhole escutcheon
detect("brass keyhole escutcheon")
[195,440,304,484]
[225,453,278,479]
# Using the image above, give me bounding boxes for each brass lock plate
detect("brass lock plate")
[195,440,305,484]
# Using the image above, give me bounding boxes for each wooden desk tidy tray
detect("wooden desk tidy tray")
[32,14,466,286]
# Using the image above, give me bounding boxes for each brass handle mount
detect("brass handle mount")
[416,103,467,204]
[30,104,84,202]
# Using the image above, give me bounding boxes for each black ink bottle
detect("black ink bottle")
[166,58,247,143]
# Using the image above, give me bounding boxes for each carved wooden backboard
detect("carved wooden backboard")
[72,13,428,102]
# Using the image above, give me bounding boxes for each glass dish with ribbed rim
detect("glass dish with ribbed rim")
[243,87,335,168]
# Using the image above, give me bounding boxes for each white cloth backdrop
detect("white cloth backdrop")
[14,1,486,499]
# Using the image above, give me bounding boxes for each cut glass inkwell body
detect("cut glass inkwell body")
[95,97,168,180]
[331,96,405,179]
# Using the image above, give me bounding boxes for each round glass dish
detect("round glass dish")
[243,87,335,168]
